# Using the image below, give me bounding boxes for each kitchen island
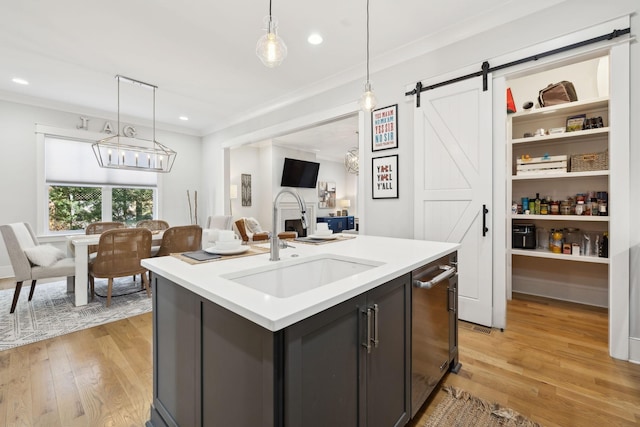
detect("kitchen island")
[142,235,459,427]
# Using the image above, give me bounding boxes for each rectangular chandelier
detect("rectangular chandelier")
[92,75,177,173]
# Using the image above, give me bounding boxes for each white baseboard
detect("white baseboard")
[630,337,640,364]
[0,265,14,279]
[513,275,608,307]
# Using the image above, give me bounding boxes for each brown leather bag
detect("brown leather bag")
[538,81,578,107]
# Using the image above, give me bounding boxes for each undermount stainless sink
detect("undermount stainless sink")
[222,254,383,298]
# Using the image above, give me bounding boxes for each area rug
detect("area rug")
[424,386,541,427]
[0,278,152,351]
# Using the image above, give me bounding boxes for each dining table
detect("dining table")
[66,230,164,307]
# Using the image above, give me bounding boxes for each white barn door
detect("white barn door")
[414,77,493,326]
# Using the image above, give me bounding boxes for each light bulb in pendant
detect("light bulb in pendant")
[359,81,377,111]
[256,16,287,67]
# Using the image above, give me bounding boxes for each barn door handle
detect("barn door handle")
[482,204,489,236]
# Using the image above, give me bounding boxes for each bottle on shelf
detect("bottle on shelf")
[599,201,608,216]
[599,232,608,258]
[534,193,541,215]
[550,229,563,254]
[590,198,599,216]
[540,197,549,215]
[597,191,608,216]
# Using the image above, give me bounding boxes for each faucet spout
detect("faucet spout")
[271,188,307,261]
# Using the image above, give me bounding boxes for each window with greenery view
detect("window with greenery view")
[48,185,155,232]
[112,187,154,226]
[44,135,159,234]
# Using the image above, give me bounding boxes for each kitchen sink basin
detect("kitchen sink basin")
[222,254,383,298]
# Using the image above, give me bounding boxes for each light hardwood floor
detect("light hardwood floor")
[0,288,639,426]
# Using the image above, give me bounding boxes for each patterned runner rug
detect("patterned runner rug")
[424,385,541,427]
[0,278,152,351]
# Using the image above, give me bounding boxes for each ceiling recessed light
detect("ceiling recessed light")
[12,77,29,85]
[307,33,323,45]
[179,116,189,121]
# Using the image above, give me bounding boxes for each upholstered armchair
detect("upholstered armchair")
[0,222,75,313]
[206,215,233,230]
[234,217,296,243]
[234,218,269,242]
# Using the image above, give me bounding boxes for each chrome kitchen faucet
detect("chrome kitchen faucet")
[271,188,307,261]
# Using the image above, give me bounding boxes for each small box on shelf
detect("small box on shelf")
[516,154,568,176]
[570,150,608,172]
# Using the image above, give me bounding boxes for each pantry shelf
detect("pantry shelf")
[510,248,609,264]
[511,214,609,222]
[509,97,609,120]
[510,127,609,145]
[512,170,609,180]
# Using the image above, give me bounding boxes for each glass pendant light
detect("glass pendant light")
[256,0,287,67]
[359,0,376,111]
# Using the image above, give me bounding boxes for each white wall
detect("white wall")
[229,143,352,229]
[0,99,202,276]
[508,56,607,110]
[229,144,262,221]
[315,158,352,218]
[203,1,640,352]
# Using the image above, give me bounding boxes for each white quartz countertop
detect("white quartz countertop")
[142,235,459,331]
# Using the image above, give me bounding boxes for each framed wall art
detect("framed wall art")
[372,155,398,199]
[241,174,252,206]
[317,181,336,208]
[371,104,398,151]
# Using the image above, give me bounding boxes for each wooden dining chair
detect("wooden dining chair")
[85,221,125,255]
[88,228,152,307]
[136,219,170,231]
[136,220,169,257]
[154,225,202,257]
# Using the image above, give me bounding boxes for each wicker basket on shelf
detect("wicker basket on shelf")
[570,150,608,172]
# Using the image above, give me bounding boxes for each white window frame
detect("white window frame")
[36,125,163,236]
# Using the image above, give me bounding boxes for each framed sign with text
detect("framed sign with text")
[371,104,398,151]
[372,155,398,199]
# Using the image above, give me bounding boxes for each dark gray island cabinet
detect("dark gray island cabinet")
[147,273,411,427]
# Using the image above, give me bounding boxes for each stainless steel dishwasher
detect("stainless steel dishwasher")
[410,251,460,418]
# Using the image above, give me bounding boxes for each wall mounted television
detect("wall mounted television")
[280,157,320,188]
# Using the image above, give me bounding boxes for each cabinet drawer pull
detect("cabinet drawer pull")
[448,286,457,312]
[362,308,372,353]
[371,304,379,348]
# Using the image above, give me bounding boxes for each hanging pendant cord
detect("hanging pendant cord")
[366,0,370,83]
[153,87,156,142]
[116,75,121,161]
[268,0,273,28]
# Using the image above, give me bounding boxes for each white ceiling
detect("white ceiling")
[0,0,564,159]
